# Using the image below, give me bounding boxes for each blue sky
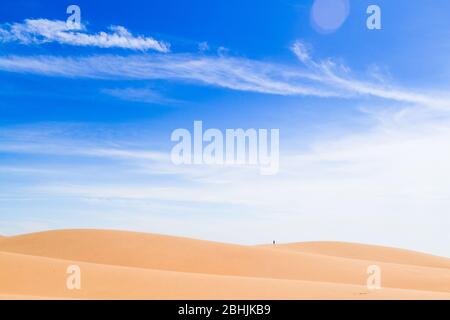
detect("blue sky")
[0,0,449,256]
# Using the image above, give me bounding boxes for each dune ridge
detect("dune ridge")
[261,242,450,269]
[0,229,449,300]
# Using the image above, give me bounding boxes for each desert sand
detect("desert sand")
[0,229,449,300]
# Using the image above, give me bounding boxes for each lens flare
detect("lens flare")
[310,0,350,34]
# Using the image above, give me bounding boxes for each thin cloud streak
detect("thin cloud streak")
[0,19,170,52]
[0,54,336,97]
[102,87,181,105]
[0,47,448,108]
[290,40,450,109]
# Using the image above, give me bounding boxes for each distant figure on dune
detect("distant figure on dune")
[273,240,276,245]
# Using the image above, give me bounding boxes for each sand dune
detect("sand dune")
[262,242,450,269]
[0,229,449,300]
[1,251,449,300]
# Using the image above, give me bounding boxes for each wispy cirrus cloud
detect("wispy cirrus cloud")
[0,139,167,162]
[0,39,448,109]
[290,40,450,109]
[0,19,170,52]
[0,53,335,97]
[102,87,181,105]
[0,123,167,162]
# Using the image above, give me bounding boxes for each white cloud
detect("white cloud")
[0,53,337,96]
[102,87,180,105]
[0,40,448,108]
[198,41,209,52]
[0,19,169,52]
[0,124,168,162]
[290,40,450,109]
[290,40,311,64]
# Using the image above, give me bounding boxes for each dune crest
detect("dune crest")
[0,229,449,300]
[260,241,450,269]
